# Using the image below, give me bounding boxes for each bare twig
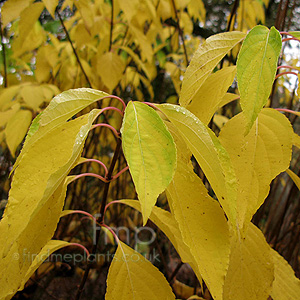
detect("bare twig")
[56,9,93,88]
[109,0,114,51]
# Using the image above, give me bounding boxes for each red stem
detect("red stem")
[278,65,299,71]
[275,108,299,115]
[275,71,298,80]
[68,243,90,257]
[70,172,109,183]
[98,95,126,112]
[76,159,109,177]
[91,123,120,137]
[111,166,129,180]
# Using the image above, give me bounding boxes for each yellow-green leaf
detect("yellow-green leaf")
[237,25,282,133]
[158,103,237,227]
[186,66,236,124]
[223,223,274,300]
[288,31,300,39]
[179,31,245,107]
[105,241,175,300]
[0,110,100,299]
[219,108,293,232]
[165,123,230,300]
[270,248,300,300]
[121,101,176,225]
[5,110,32,157]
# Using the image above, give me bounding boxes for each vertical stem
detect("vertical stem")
[170,0,188,67]
[74,138,122,300]
[0,17,7,88]
[56,9,93,88]
[109,0,114,52]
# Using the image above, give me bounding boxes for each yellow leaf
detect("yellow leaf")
[186,66,237,124]
[187,0,206,23]
[105,241,175,299]
[0,85,21,110]
[217,92,240,108]
[223,223,274,300]
[5,110,32,157]
[219,108,293,232]
[166,122,230,300]
[42,0,58,18]
[270,249,300,300]
[173,280,195,299]
[213,114,229,129]
[179,31,245,107]
[0,103,20,127]
[237,26,282,133]
[158,103,237,227]
[73,0,94,30]
[20,85,46,110]
[117,0,139,22]
[1,0,33,27]
[286,169,300,190]
[20,240,70,290]
[121,102,177,224]
[19,2,45,47]
[0,110,100,299]
[97,52,126,92]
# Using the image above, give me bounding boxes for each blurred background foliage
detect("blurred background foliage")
[0,0,300,299]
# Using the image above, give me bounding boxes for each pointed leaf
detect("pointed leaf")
[186,66,237,124]
[0,110,100,299]
[223,224,274,300]
[121,101,176,224]
[179,31,245,107]
[237,26,282,132]
[158,103,237,227]
[42,0,59,18]
[5,109,32,157]
[165,123,230,300]
[270,249,300,300]
[105,241,175,300]
[219,108,293,232]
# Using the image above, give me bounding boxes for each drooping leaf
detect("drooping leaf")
[286,169,300,190]
[186,66,237,124]
[13,88,108,169]
[165,122,230,300]
[219,108,293,232]
[5,109,32,157]
[0,110,101,299]
[120,101,176,224]
[158,103,237,227]
[223,223,274,300]
[270,248,300,300]
[179,31,245,107]
[42,0,59,18]
[119,200,194,264]
[293,133,300,148]
[97,52,126,92]
[0,103,20,127]
[105,241,175,300]
[237,25,282,133]
[19,240,70,291]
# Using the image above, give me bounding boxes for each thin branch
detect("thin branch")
[109,0,114,51]
[74,138,122,300]
[0,17,7,87]
[56,9,93,88]
[170,0,188,67]
[275,71,298,80]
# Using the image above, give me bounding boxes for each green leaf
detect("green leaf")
[237,25,282,133]
[120,101,177,225]
[288,31,300,39]
[219,108,293,232]
[179,31,245,107]
[157,103,237,227]
[105,241,175,300]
